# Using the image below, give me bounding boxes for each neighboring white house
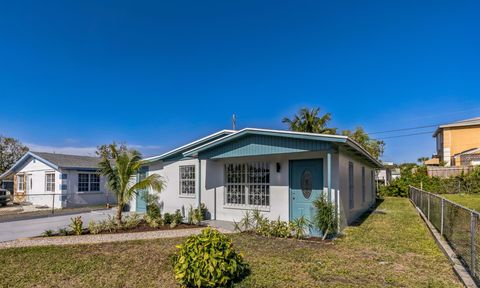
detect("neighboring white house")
[0,152,115,208]
[131,128,382,234]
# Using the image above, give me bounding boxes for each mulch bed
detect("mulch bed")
[42,222,203,238]
[97,223,202,235]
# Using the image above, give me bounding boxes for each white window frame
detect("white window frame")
[89,174,100,192]
[45,172,56,193]
[179,165,196,197]
[78,173,100,193]
[224,162,270,209]
[17,174,25,192]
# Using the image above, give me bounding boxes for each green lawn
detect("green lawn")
[442,193,480,212]
[0,198,462,287]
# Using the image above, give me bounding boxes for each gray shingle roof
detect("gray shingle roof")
[33,152,102,169]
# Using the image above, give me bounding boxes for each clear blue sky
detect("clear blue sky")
[1,1,479,163]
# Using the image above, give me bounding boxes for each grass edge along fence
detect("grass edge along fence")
[410,186,479,284]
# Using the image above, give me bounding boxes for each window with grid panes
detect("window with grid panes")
[179,165,196,195]
[90,174,100,191]
[224,162,270,207]
[45,173,55,192]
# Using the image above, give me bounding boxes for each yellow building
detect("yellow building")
[433,117,480,166]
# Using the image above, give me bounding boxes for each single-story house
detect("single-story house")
[133,128,382,233]
[0,152,115,208]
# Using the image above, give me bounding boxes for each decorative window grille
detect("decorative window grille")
[17,174,25,191]
[90,174,100,192]
[349,162,354,209]
[45,173,56,192]
[179,165,196,195]
[224,162,270,207]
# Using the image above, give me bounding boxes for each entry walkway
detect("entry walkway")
[0,226,233,249]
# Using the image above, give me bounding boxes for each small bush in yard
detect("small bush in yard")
[290,216,309,239]
[144,214,163,228]
[170,210,183,228]
[173,227,249,287]
[146,193,162,219]
[69,216,83,235]
[88,220,104,235]
[122,213,142,229]
[163,213,173,224]
[42,229,54,237]
[58,228,70,236]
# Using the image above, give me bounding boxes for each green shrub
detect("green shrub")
[42,229,54,237]
[290,216,309,239]
[58,228,70,236]
[164,213,173,224]
[269,218,290,238]
[88,220,102,235]
[144,214,164,228]
[170,210,183,228]
[69,216,83,236]
[312,196,336,240]
[173,227,249,287]
[145,193,162,219]
[188,204,207,225]
[123,213,142,229]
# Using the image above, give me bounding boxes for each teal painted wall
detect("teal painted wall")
[198,134,333,159]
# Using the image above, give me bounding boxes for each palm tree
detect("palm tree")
[282,107,337,134]
[417,157,430,165]
[99,144,164,224]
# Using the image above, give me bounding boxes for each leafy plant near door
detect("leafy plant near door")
[312,195,336,240]
[172,227,249,287]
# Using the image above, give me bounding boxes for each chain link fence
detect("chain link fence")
[410,186,479,282]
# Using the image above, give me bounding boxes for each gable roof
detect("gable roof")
[183,128,383,168]
[143,130,235,163]
[434,117,480,136]
[0,151,102,179]
[33,152,102,169]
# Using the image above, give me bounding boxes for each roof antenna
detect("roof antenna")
[232,113,236,130]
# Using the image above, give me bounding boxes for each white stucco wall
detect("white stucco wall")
[130,159,198,215]
[16,158,62,208]
[338,151,376,227]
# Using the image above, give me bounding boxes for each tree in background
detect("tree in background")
[417,157,430,165]
[282,107,337,134]
[98,143,164,224]
[341,127,385,160]
[96,142,127,159]
[0,136,29,174]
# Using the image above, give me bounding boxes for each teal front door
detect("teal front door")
[135,166,148,213]
[289,159,323,236]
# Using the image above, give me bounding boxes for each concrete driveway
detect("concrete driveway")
[0,209,115,242]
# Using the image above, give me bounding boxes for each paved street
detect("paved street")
[0,209,114,242]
